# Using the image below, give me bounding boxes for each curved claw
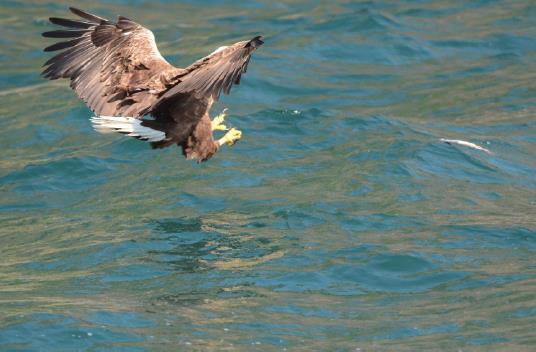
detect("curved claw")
[211,108,229,131]
[218,127,242,147]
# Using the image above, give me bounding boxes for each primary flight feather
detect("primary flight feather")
[42,7,263,161]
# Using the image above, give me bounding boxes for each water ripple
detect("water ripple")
[1,0,535,350]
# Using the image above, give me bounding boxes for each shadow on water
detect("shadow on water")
[144,216,284,308]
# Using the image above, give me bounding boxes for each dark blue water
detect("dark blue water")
[1,0,535,350]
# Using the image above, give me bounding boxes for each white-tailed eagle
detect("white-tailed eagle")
[42,7,263,161]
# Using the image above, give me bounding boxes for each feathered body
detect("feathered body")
[42,7,263,161]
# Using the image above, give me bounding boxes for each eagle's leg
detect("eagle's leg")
[218,128,242,147]
[211,108,228,131]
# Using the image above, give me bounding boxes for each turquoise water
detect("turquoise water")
[1,0,535,350]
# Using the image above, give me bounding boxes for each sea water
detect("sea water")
[0,0,534,350]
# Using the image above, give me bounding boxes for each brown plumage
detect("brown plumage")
[42,7,263,161]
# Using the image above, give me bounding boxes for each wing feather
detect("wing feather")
[42,29,91,38]
[44,37,86,52]
[49,17,94,29]
[43,7,263,126]
[68,7,108,23]
[151,36,263,112]
[42,7,183,117]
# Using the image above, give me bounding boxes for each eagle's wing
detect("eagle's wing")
[150,36,264,112]
[42,7,185,117]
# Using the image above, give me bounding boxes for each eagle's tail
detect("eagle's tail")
[90,116,166,142]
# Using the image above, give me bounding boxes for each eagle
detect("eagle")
[42,7,263,161]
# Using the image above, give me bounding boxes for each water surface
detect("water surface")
[1,0,535,350]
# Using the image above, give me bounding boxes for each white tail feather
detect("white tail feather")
[91,116,166,142]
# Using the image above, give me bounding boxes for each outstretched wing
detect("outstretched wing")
[42,7,185,117]
[151,36,264,112]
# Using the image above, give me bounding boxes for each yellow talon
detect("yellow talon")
[218,128,242,146]
[211,108,228,131]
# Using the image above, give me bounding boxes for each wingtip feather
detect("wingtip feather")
[69,7,106,23]
[247,35,264,48]
[49,17,93,29]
